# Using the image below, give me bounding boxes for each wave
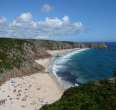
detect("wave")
[51,48,89,89]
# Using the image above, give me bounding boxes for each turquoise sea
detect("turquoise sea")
[52,43,116,88]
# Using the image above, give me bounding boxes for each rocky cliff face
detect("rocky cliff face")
[32,39,107,50]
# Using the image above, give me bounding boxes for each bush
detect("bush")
[40,74,116,110]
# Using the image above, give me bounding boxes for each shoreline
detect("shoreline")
[47,48,89,90]
[35,48,83,91]
[0,48,88,110]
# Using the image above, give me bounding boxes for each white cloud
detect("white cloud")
[74,22,83,27]
[11,12,37,28]
[62,16,70,23]
[17,12,32,22]
[38,17,63,28]
[0,16,7,24]
[0,12,84,39]
[37,16,83,36]
[41,4,53,13]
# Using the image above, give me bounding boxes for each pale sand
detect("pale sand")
[0,73,62,110]
[0,48,79,110]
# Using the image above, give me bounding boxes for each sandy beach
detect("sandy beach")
[0,48,83,110]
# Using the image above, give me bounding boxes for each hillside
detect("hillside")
[40,71,116,110]
[0,38,45,85]
[32,39,107,50]
[0,38,107,85]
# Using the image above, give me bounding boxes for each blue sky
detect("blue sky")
[0,0,116,41]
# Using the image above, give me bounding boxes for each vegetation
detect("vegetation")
[0,38,33,73]
[0,38,46,85]
[33,39,107,50]
[40,75,116,110]
[0,38,107,85]
[0,38,107,73]
[0,38,110,109]
[0,38,80,73]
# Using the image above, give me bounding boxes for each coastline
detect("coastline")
[35,48,83,91]
[48,48,89,89]
[47,48,89,89]
[0,48,88,110]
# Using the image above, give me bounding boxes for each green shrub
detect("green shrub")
[40,75,116,110]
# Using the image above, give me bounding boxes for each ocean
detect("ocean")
[52,43,116,88]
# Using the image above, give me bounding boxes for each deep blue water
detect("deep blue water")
[52,43,116,87]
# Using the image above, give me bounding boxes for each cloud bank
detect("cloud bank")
[0,12,84,39]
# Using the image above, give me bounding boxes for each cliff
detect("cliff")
[0,38,107,85]
[32,39,107,50]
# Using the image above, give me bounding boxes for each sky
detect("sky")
[0,0,116,41]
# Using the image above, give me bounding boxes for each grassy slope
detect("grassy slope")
[0,38,33,73]
[0,38,47,85]
[0,38,81,73]
[40,72,116,110]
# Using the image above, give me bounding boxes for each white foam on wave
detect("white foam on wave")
[55,48,89,65]
[61,48,89,59]
[51,48,89,89]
